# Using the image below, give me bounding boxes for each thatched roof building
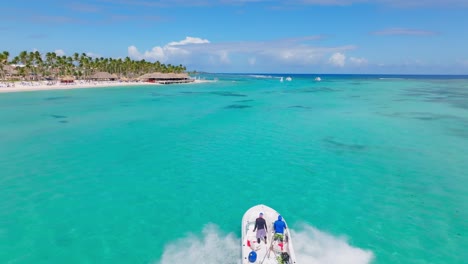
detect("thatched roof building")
[89,72,118,81]
[138,72,193,84]
[60,75,75,83]
[3,65,18,75]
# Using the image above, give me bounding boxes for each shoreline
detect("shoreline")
[0,80,209,93]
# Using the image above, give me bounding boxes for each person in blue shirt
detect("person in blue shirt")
[273,215,287,241]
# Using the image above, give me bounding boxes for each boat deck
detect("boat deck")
[242,204,297,264]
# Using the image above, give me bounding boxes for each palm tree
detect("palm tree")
[44,52,57,79]
[4,50,191,82]
[12,51,29,80]
[32,51,44,81]
[79,53,90,80]
[0,51,10,80]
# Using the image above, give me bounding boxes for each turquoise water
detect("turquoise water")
[0,74,466,264]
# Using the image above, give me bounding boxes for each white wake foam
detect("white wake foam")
[292,223,374,264]
[154,223,373,264]
[248,74,274,78]
[157,224,241,264]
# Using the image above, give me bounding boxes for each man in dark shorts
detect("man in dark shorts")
[253,212,268,244]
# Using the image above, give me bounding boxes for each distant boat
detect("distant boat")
[315,77,321,81]
[242,204,297,264]
[285,77,292,81]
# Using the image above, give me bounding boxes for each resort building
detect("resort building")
[89,72,118,81]
[138,72,193,84]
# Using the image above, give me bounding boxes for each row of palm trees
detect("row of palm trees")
[0,50,187,81]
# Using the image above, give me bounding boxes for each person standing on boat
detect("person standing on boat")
[273,215,287,241]
[253,212,268,244]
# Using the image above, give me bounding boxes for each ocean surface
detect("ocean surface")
[0,74,466,264]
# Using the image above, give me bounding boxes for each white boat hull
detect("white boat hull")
[241,204,297,264]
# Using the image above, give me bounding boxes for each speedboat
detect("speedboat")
[242,204,297,264]
[314,77,321,81]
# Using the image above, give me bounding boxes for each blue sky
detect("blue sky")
[2,0,468,74]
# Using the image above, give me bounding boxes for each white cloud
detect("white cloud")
[128,36,209,62]
[328,52,346,67]
[55,49,66,56]
[349,56,368,66]
[129,45,166,61]
[168,36,210,46]
[86,52,101,58]
[129,36,355,71]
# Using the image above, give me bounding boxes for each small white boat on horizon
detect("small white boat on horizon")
[285,77,292,81]
[315,77,321,81]
[242,204,297,264]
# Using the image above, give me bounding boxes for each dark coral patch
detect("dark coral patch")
[44,96,70,101]
[288,105,312,109]
[323,137,367,152]
[224,104,251,109]
[51,114,67,119]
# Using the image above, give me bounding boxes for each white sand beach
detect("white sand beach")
[0,80,208,93]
